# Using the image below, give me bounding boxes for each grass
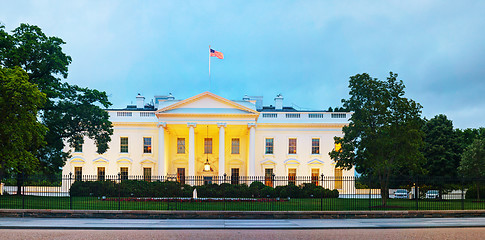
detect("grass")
[1,195,485,211]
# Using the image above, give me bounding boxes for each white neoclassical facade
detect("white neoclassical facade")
[62,91,354,186]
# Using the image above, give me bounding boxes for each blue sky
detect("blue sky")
[1,1,484,129]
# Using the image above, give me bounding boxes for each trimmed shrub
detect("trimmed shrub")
[69,180,339,198]
[466,185,485,200]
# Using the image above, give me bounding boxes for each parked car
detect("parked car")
[426,190,439,199]
[394,189,409,199]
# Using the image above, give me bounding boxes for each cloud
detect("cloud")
[1,0,484,128]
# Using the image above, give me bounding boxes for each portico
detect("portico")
[155,92,259,179]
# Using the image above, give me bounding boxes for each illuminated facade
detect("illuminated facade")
[62,92,353,187]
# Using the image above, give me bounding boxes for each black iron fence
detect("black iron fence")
[1,174,484,211]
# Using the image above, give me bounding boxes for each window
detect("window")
[204,138,212,154]
[288,138,297,154]
[139,112,155,117]
[285,113,300,118]
[335,137,342,152]
[335,168,343,189]
[262,113,277,118]
[74,139,83,153]
[288,168,296,185]
[231,138,240,154]
[311,169,319,186]
[312,138,320,154]
[97,167,105,181]
[265,168,274,187]
[331,113,346,118]
[231,168,240,185]
[120,167,128,180]
[143,167,152,182]
[204,176,213,185]
[177,168,185,185]
[74,167,82,181]
[265,138,274,154]
[120,137,128,153]
[143,137,152,153]
[177,138,185,154]
[117,112,132,117]
[335,143,341,152]
[309,113,324,118]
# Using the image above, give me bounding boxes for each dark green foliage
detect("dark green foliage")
[422,114,462,179]
[70,180,117,197]
[70,180,194,197]
[330,72,425,206]
[68,180,339,198]
[0,24,113,176]
[0,67,47,180]
[459,138,485,199]
[465,185,485,200]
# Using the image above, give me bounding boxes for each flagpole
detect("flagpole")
[209,45,211,91]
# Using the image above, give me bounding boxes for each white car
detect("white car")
[426,190,439,199]
[394,189,409,199]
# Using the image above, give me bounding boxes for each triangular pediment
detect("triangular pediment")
[156,91,259,115]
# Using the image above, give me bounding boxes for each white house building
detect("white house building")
[62,91,353,188]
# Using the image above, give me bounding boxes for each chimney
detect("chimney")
[136,93,145,108]
[274,94,283,110]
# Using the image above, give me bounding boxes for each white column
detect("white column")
[217,123,226,176]
[248,123,256,176]
[188,123,197,176]
[157,122,166,177]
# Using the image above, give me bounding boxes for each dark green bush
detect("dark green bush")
[69,180,339,198]
[466,185,485,200]
[70,180,117,197]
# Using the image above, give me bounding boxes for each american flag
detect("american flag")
[210,49,224,59]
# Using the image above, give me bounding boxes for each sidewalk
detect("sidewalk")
[1,217,485,229]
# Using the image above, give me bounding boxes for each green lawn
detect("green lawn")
[2,195,485,211]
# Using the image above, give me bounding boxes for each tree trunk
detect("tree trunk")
[16,173,23,196]
[379,174,389,207]
[477,182,480,200]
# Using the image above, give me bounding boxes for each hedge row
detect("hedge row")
[465,185,485,200]
[69,180,339,198]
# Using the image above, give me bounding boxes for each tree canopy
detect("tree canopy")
[0,66,47,179]
[422,114,462,178]
[458,138,485,199]
[0,23,113,175]
[329,72,425,205]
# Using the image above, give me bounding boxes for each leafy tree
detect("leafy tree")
[0,23,113,175]
[0,67,47,184]
[421,114,462,196]
[456,127,485,150]
[458,138,485,199]
[329,72,425,206]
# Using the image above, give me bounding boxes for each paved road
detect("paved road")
[1,228,485,240]
[1,217,485,229]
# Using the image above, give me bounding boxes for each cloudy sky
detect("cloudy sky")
[1,1,484,129]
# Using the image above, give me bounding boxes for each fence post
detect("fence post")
[223,173,227,211]
[461,177,465,210]
[21,173,25,210]
[118,173,121,211]
[69,172,73,210]
[368,187,371,211]
[415,178,418,211]
[320,174,324,211]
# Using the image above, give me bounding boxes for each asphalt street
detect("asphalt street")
[0,217,485,229]
[1,228,485,240]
